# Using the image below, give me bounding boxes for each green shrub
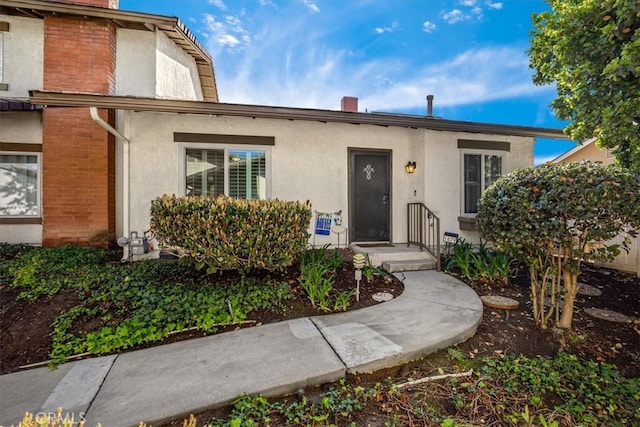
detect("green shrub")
[478,161,640,330]
[298,247,355,312]
[444,238,514,285]
[150,195,312,273]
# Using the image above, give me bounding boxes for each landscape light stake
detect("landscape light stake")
[353,253,366,302]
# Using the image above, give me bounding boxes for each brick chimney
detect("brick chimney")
[49,0,119,8]
[41,0,118,246]
[341,96,358,113]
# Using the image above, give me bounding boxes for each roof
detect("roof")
[28,91,569,139]
[0,97,42,111]
[0,0,218,102]
[553,138,595,163]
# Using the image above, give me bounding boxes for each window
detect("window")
[185,148,268,199]
[0,152,41,216]
[462,152,503,215]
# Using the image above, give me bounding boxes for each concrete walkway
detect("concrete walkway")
[0,271,483,427]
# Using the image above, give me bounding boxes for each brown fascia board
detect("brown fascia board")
[0,0,218,101]
[28,91,568,139]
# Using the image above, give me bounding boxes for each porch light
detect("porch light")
[405,161,417,174]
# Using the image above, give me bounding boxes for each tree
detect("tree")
[477,161,640,330]
[529,0,640,168]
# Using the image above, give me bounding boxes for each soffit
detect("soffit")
[0,97,42,111]
[28,91,569,140]
[0,0,218,102]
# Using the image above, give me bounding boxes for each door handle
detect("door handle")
[382,194,389,204]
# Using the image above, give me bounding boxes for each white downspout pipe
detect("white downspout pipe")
[89,107,131,251]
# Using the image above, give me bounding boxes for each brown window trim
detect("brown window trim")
[0,83,8,91]
[0,143,43,152]
[458,139,510,152]
[174,132,275,146]
[0,217,42,225]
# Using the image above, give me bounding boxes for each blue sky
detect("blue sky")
[120,0,578,164]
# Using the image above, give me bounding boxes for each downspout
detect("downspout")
[89,106,131,241]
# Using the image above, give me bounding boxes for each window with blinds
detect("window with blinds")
[185,148,267,199]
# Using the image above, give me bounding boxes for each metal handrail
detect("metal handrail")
[407,203,441,270]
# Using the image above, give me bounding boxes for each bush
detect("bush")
[478,161,640,329]
[444,238,514,285]
[150,195,312,273]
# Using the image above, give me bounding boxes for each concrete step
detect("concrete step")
[383,258,437,272]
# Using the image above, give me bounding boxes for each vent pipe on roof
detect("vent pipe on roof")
[427,94,434,118]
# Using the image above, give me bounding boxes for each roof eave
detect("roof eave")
[0,0,218,101]
[28,91,568,139]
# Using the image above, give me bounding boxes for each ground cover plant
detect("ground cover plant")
[160,260,639,427]
[1,243,638,426]
[0,243,402,373]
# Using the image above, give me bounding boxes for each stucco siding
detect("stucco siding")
[118,111,535,247]
[155,32,203,100]
[122,111,415,243]
[116,29,156,98]
[0,112,42,144]
[0,15,43,97]
[424,132,534,243]
[561,141,614,165]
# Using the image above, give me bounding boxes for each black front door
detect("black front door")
[350,149,391,242]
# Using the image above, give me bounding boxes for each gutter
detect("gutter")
[31,91,569,140]
[89,107,131,240]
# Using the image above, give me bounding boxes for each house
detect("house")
[1,0,566,253]
[553,138,616,165]
[553,139,639,275]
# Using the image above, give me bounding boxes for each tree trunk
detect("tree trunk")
[558,271,578,329]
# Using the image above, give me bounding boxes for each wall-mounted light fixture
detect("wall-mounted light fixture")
[405,161,417,174]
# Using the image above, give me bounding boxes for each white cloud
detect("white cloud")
[461,0,476,6]
[486,1,503,10]
[218,34,241,47]
[214,37,550,116]
[301,0,320,13]
[358,47,545,111]
[423,21,436,33]
[202,13,251,52]
[375,21,399,34]
[471,6,483,15]
[442,9,468,24]
[208,0,227,10]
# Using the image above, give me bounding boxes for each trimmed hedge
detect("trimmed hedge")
[150,195,312,273]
